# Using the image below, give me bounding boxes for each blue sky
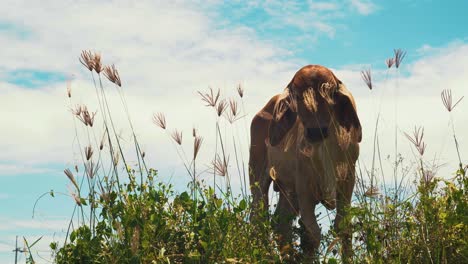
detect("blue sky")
[1,0,468,262]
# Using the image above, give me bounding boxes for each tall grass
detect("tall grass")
[37,50,467,263]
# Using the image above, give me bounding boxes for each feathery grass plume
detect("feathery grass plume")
[192,127,197,137]
[225,99,239,124]
[394,48,407,68]
[64,168,79,190]
[212,154,228,176]
[84,145,94,161]
[171,129,183,145]
[74,165,79,173]
[404,126,426,156]
[386,57,395,68]
[441,89,464,112]
[85,161,96,179]
[152,112,166,129]
[229,99,238,117]
[237,83,244,98]
[79,50,94,71]
[193,135,203,160]
[83,107,96,127]
[198,87,220,107]
[92,52,103,74]
[216,99,227,117]
[74,105,96,127]
[361,68,373,90]
[269,166,277,181]
[103,64,122,87]
[71,104,83,116]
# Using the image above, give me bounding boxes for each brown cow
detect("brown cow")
[249,65,361,261]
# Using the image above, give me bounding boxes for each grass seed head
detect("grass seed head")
[404,126,426,156]
[84,145,94,161]
[79,50,94,71]
[212,154,228,176]
[386,57,395,68]
[394,48,407,68]
[153,112,166,129]
[216,99,227,117]
[92,52,103,74]
[171,129,183,145]
[64,168,79,190]
[237,83,244,98]
[198,87,220,107]
[193,135,203,160]
[441,89,464,112]
[361,68,372,90]
[103,64,122,87]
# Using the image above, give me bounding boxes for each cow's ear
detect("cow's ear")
[334,82,362,143]
[268,90,297,146]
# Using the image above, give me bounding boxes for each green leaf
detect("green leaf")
[238,199,247,211]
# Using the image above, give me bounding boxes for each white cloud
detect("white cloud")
[349,0,377,15]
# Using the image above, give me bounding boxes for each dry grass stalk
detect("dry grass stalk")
[79,50,94,71]
[212,154,228,176]
[64,168,79,190]
[193,135,203,160]
[103,64,122,87]
[216,99,227,117]
[171,129,183,145]
[404,126,426,156]
[237,83,244,98]
[74,165,79,173]
[141,151,145,159]
[441,89,464,112]
[386,57,395,68]
[198,87,220,107]
[361,68,372,90]
[85,161,97,179]
[394,48,406,68]
[153,112,166,129]
[84,145,94,161]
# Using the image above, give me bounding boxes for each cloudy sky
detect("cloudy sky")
[1,0,467,262]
